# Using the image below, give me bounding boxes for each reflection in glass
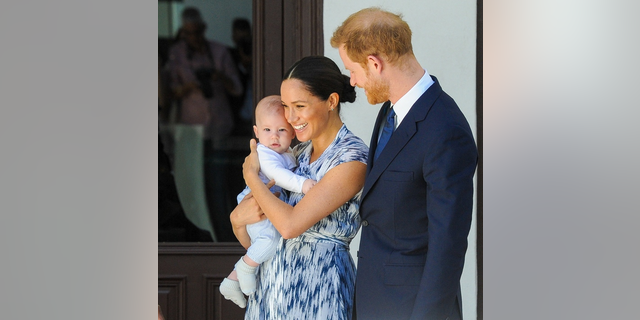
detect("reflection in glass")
[158,2,253,242]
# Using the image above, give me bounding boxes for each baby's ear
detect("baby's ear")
[253,125,259,139]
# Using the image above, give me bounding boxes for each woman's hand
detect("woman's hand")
[231,192,267,228]
[230,180,276,248]
[242,139,261,185]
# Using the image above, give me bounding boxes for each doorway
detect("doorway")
[158,1,324,318]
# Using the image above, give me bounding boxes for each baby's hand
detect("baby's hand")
[302,179,317,194]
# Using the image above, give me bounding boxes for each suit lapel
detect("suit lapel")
[362,76,443,200]
[366,102,391,175]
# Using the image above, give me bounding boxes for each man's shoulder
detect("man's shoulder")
[411,77,461,119]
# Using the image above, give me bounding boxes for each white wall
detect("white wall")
[323,1,478,319]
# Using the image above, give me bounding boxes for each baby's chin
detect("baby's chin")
[266,144,288,154]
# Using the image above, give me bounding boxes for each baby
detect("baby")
[219,95,316,308]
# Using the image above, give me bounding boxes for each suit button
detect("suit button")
[362,220,369,226]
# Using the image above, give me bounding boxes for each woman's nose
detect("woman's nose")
[286,108,297,122]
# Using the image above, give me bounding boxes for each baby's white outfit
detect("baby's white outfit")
[236,143,307,263]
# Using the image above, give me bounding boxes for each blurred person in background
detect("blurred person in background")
[228,17,253,136]
[166,7,244,241]
[167,7,243,140]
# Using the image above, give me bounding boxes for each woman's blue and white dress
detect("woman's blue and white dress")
[245,124,368,319]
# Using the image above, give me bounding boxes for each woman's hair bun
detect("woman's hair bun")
[340,74,357,103]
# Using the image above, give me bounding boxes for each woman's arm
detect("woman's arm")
[229,190,269,249]
[243,140,366,239]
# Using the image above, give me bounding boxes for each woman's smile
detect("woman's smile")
[292,123,308,131]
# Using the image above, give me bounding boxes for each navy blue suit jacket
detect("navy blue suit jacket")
[355,76,478,320]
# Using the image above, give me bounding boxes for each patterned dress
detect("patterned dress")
[245,124,368,320]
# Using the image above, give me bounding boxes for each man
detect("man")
[331,7,478,320]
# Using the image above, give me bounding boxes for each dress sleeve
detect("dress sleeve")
[337,134,369,166]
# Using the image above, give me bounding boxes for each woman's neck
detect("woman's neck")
[309,119,343,163]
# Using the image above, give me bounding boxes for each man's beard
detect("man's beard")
[364,72,390,105]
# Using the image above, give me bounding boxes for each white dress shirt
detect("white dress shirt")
[377,69,434,143]
[390,69,434,129]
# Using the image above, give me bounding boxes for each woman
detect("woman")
[230,56,368,319]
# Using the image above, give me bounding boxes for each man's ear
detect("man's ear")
[367,55,383,74]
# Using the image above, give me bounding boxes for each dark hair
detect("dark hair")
[180,7,206,35]
[238,37,252,56]
[182,7,204,25]
[283,56,356,110]
[233,18,251,33]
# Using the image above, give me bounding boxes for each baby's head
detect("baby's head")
[253,95,295,154]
